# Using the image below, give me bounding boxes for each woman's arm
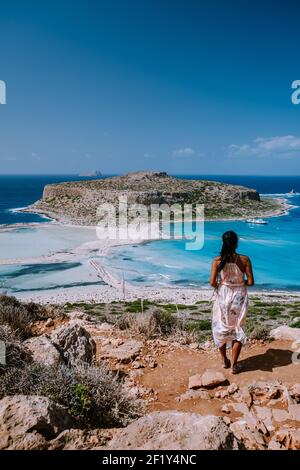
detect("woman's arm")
[245,257,254,286]
[210,258,219,288]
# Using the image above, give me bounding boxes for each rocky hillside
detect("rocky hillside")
[23,171,284,225]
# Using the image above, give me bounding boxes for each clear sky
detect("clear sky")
[1,0,300,175]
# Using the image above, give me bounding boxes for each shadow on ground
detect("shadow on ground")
[240,348,293,372]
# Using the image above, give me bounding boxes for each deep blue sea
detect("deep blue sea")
[0,174,300,293]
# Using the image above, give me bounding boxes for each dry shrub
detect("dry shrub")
[0,362,142,428]
[0,295,63,339]
[0,325,32,371]
[117,310,178,338]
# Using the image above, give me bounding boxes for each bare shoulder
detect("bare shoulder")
[214,256,221,263]
[238,254,251,264]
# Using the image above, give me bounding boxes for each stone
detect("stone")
[230,420,266,450]
[45,318,54,327]
[227,383,239,395]
[0,395,74,450]
[102,340,143,363]
[268,439,283,450]
[229,402,250,415]
[271,428,300,450]
[132,360,144,369]
[176,390,211,402]
[189,342,199,350]
[238,387,253,408]
[49,428,115,450]
[107,411,240,450]
[23,335,62,366]
[269,325,300,341]
[288,404,300,421]
[289,383,300,403]
[272,408,290,423]
[0,431,48,450]
[201,369,227,388]
[248,380,282,402]
[51,320,96,365]
[221,405,231,414]
[188,374,203,390]
[254,406,274,432]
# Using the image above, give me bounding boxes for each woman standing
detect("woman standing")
[210,231,254,374]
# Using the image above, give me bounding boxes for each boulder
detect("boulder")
[51,320,96,365]
[248,380,282,402]
[49,428,115,450]
[101,340,143,363]
[106,411,240,450]
[269,325,300,341]
[189,369,227,389]
[0,395,74,450]
[269,428,300,450]
[23,335,62,366]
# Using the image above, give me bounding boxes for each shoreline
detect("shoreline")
[0,195,298,304]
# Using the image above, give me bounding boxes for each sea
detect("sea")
[0,175,299,294]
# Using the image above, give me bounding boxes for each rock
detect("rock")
[268,439,283,450]
[23,335,62,366]
[49,428,115,450]
[201,370,227,388]
[189,342,199,350]
[253,406,274,432]
[0,395,74,450]
[126,385,153,399]
[101,340,143,363]
[270,325,300,341]
[51,320,96,365]
[229,402,249,415]
[248,380,282,402]
[289,383,300,403]
[215,389,229,399]
[272,408,289,423]
[188,374,203,390]
[45,318,54,327]
[176,390,211,402]
[221,405,231,414]
[132,360,144,369]
[129,369,144,380]
[238,387,253,408]
[227,383,239,395]
[0,431,48,450]
[230,420,266,450]
[189,369,227,390]
[107,411,240,450]
[288,404,300,421]
[270,428,300,450]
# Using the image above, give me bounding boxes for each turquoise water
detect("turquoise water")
[104,194,300,291]
[0,175,300,293]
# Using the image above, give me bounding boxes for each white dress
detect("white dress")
[212,262,248,348]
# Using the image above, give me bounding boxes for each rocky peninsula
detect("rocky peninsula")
[22,171,285,225]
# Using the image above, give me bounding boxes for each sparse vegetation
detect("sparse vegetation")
[0,362,142,428]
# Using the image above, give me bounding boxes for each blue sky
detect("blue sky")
[0,0,300,175]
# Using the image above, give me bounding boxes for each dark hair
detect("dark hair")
[218,231,238,272]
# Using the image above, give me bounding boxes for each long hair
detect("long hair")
[218,230,238,272]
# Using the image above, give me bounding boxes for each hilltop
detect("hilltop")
[23,171,285,225]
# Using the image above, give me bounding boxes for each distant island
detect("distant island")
[78,170,102,177]
[23,171,287,225]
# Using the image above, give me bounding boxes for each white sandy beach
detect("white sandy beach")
[0,195,298,305]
